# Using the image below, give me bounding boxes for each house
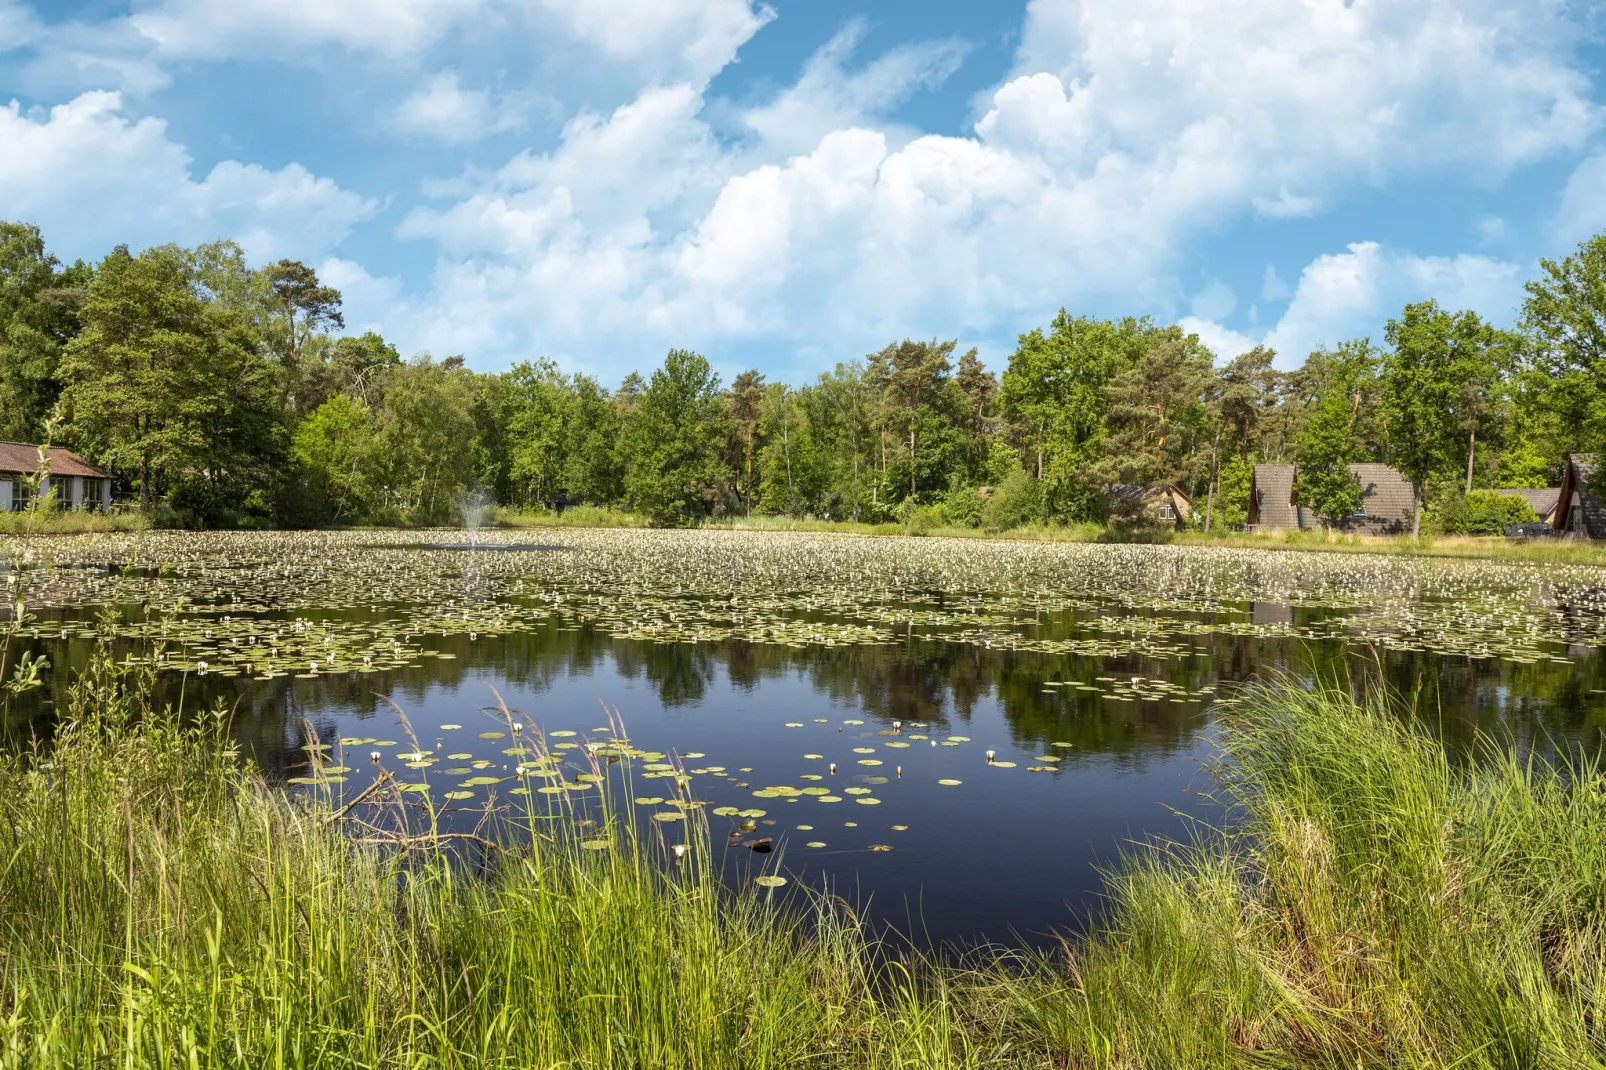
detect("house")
[1247,464,1304,530]
[1247,462,1415,534]
[1345,463,1416,535]
[1108,483,1194,529]
[1489,487,1562,528]
[0,443,113,512]
[1555,454,1606,537]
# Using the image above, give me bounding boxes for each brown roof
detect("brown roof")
[0,443,110,479]
[1251,464,1302,530]
[1491,487,1560,520]
[1348,463,1415,523]
[1569,454,1606,537]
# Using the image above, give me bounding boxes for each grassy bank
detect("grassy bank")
[0,508,148,535]
[3,646,1604,1066]
[495,506,1606,565]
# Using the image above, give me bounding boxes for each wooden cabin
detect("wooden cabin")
[1247,462,1415,534]
[1556,454,1606,537]
[1108,483,1194,529]
[0,443,113,512]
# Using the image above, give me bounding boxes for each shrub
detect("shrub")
[982,467,1043,532]
[1431,489,1539,535]
[941,483,986,528]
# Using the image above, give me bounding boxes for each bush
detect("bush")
[941,483,986,528]
[982,467,1044,532]
[1431,489,1538,535]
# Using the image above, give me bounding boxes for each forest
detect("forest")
[3,218,1605,533]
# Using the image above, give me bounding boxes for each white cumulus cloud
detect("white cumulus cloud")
[0,91,376,262]
[395,72,525,144]
[1182,242,1525,364]
[375,0,1596,377]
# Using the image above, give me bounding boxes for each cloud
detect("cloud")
[1252,188,1321,220]
[390,0,1594,377]
[129,0,478,58]
[528,0,775,85]
[1010,0,1596,183]
[124,0,772,85]
[1182,242,1525,364]
[0,91,376,262]
[740,19,968,156]
[395,72,524,144]
[1555,150,1606,245]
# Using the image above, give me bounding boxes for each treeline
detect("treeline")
[2,219,1604,531]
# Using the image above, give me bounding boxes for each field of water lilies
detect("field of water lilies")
[2,528,1605,1066]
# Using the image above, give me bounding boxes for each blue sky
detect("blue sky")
[2,0,1604,387]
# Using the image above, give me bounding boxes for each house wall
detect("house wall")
[0,478,10,512]
[70,476,83,509]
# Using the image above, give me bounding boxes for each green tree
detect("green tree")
[506,358,571,506]
[261,260,343,400]
[1000,313,1167,521]
[727,369,765,515]
[1382,302,1505,536]
[1203,346,1281,529]
[59,244,270,512]
[1294,340,1377,525]
[373,356,478,523]
[1519,230,1606,489]
[873,338,956,501]
[0,222,85,442]
[622,350,731,525]
[1085,336,1213,516]
[291,393,378,522]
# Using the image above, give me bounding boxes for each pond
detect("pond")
[5,529,1606,947]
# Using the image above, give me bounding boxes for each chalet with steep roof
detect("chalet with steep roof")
[1108,483,1194,530]
[1557,454,1606,537]
[1247,462,1415,534]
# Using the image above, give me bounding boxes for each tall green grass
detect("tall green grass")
[2,640,1605,1066]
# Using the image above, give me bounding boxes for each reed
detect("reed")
[2,639,1604,1066]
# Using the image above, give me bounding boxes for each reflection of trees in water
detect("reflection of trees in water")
[10,615,1606,781]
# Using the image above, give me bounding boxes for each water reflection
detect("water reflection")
[7,611,1606,946]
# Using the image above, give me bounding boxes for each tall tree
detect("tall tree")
[0,221,85,442]
[1000,313,1165,521]
[622,350,731,525]
[876,338,956,500]
[1086,336,1213,516]
[1203,346,1281,528]
[1295,341,1378,525]
[261,259,343,408]
[1382,302,1500,536]
[59,244,266,512]
[727,369,765,515]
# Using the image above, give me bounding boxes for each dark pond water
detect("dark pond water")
[11,595,1606,948]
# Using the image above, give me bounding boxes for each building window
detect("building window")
[83,478,104,512]
[1157,505,1177,521]
[12,478,30,512]
[1351,504,1368,519]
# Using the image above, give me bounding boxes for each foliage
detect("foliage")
[1429,488,1540,536]
[1382,302,1511,535]
[981,466,1044,532]
[1295,339,1376,524]
[6,216,1606,535]
[623,350,731,526]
